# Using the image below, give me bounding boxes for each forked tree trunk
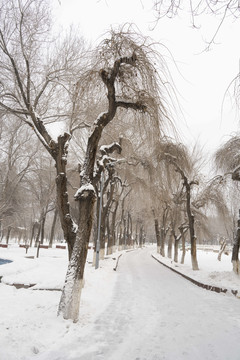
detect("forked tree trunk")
[173,227,188,263]
[58,189,96,322]
[218,240,227,261]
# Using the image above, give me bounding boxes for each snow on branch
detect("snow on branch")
[99,142,122,155]
[74,183,96,200]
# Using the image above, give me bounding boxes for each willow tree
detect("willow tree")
[215,136,240,274]
[57,27,173,322]
[155,140,200,270]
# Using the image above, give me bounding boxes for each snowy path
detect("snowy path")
[39,247,240,360]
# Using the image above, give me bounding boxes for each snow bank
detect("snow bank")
[152,246,240,294]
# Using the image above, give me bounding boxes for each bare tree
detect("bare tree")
[0,0,89,259]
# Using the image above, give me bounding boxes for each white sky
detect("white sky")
[53,0,240,160]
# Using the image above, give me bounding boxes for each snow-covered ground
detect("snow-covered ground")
[0,244,240,359]
[153,246,240,294]
[0,244,118,360]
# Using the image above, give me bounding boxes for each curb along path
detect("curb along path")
[151,254,239,297]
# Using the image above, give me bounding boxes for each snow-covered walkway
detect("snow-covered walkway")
[38,247,240,360]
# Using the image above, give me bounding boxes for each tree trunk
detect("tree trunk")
[123,217,127,249]
[54,133,77,260]
[139,225,142,248]
[34,223,41,248]
[173,234,178,263]
[153,212,161,253]
[180,229,186,264]
[58,188,96,322]
[109,200,118,253]
[218,240,227,261]
[6,226,11,245]
[58,126,103,319]
[167,233,173,258]
[232,219,240,275]
[135,221,139,247]
[106,213,113,255]
[49,207,58,248]
[99,212,106,260]
[40,213,46,245]
[160,228,165,257]
[118,223,123,250]
[30,221,37,247]
[185,181,199,270]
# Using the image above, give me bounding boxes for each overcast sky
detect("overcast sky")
[54,0,240,160]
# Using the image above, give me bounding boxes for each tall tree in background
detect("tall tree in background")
[156,140,200,270]
[0,117,36,239]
